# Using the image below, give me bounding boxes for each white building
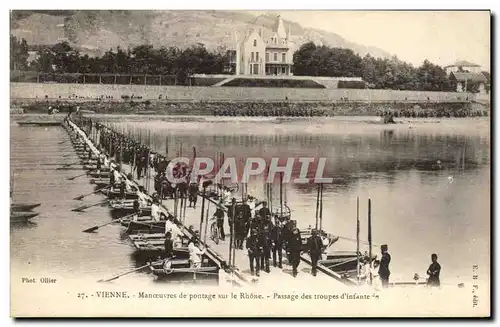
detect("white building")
[227,15,295,76]
[444,60,482,75]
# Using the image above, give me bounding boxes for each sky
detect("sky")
[254,11,491,71]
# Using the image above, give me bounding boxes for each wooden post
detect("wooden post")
[356,196,360,285]
[199,188,206,236]
[165,135,169,157]
[315,183,320,230]
[319,183,323,231]
[228,199,234,266]
[368,198,372,285]
[203,201,210,244]
[159,75,162,86]
[231,198,237,267]
[280,172,283,218]
[114,75,117,84]
[173,190,178,220]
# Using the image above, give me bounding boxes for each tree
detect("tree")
[10,35,29,71]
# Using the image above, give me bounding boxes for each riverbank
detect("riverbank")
[11,99,489,118]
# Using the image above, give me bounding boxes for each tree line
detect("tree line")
[293,42,458,91]
[10,35,489,91]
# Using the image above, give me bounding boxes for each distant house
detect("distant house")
[444,60,482,75]
[450,71,487,93]
[229,15,295,76]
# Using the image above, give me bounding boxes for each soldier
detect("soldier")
[188,182,198,208]
[306,229,323,276]
[246,229,262,277]
[258,201,271,219]
[240,198,252,239]
[259,224,272,273]
[379,244,391,287]
[426,253,441,287]
[213,201,226,241]
[288,228,302,278]
[271,219,284,268]
[234,210,246,250]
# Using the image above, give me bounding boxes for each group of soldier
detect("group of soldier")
[213,200,327,278]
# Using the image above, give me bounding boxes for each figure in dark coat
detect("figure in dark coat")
[306,229,323,276]
[287,228,303,277]
[379,244,391,287]
[246,229,262,276]
[427,253,441,287]
[271,220,284,268]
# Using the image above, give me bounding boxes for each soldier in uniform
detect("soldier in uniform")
[259,224,272,273]
[288,227,303,278]
[271,219,284,268]
[379,244,391,287]
[246,229,262,277]
[306,229,323,276]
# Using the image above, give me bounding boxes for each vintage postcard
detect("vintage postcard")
[9,10,491,317]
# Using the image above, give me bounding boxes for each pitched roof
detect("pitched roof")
[445,60,481,68]
[451,72,487,83]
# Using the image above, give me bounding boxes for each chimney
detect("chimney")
[259,27,263,37]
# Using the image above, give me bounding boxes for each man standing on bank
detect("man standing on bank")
[426,253,441,287]
[379,244,391,287]
[307,229,323,276]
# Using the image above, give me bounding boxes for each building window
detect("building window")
[254,64,259,75]
[254,39,257,47]
[273,53,278,61]
[282,53,286,63]
[265,52,269,62]
[251,52,254,62]
[256,52,259,61]
[282,67,286,74]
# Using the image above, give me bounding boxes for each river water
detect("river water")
[10,116,490,288]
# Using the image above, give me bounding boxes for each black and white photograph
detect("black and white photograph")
[8,9,491,317]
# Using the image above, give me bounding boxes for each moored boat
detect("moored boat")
[102,189,138,200]
[109,199,152,215]
[10,203,41,212]
[11,211,39,223]
[124,220,165,234]
[88,172,111,179]
[149,258,219,278]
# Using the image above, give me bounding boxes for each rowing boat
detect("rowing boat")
[102,189,138,200]
[88,172,111,179]
[11,203,41,211]
[124,220,165,234]
[83,165,110,171]
[120,216,163,226]
[109,200,152,215]
[149,259,219,278]
[129,235,190,258]
[11,211,39,223]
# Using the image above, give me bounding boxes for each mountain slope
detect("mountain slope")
[10,10,391,59]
